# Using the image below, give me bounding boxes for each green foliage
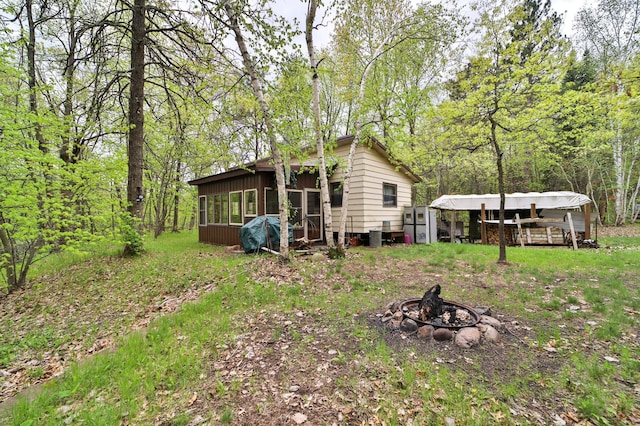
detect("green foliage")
[119,212,144,256]
[327,245,346,259]
[439,0,568,194]
[2,231,639,424]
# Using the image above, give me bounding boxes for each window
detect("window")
[305,190,322,240]
[207,195,215,224]
[198,196,207,226]
[383,183,397,207]
[264,188,304,228]
[213,194,229,224]
[229,191,243,225]
[288,190,303,228]
[330,182,343,207]
[265,188,279,215]
[244,189,257,217]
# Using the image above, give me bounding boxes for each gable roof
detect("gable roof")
[332,135,421,183]
[188,134,421,186]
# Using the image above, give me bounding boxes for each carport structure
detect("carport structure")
[429,191,594,248]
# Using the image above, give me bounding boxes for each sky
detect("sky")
[276,0,595,47]
[553,0,591,36]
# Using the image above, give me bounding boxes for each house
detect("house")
[188,135,421,246]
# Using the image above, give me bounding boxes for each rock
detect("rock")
[553,414,567,426]
[417,325,435,339]
[405,310,419,321]
[433,328,454,342]
[392,311,404,321]
[388,319,401,329]
[480,315,503,331]
[474,306,492,316]
[455,327,481,348]
[292,412,308,424]
[401,318,418,332]
[482,325,500,343]
[390,300,403,312]
[188,415,206,426]
[57,405,73,415]
[311,252,325,261]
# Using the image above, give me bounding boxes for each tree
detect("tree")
[331,0,461,250]
[551,50,610,221]
[202,0,296,259]
[122,0,146,256]
[306,0,338,252]
[441,0,567,262]
[575,0,640,225]
[0,46,100,294]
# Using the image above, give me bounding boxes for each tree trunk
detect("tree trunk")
[612,119,626,226]
[26,0,47,154]
[337,135,359,249]
[305,0,334,249]
[124,0,146,255]
[490,119,507,264]
[224,1,289,259]
[60,2,78,164]
[173,161,181,232]
[336,37,391,249]
[0,214,19,293]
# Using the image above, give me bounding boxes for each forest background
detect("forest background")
[1,0,639,294]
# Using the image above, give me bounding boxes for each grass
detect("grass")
[1,229,639,425]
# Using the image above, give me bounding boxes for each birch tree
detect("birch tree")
[575,0,640,225]
[198,0,295,259]
[305,0,337,252]
[331,0,460,249]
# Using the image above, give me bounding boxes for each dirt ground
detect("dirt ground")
[188,256,575,426]
[1,225,639,425]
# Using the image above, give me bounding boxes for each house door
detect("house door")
[305,189,322,240]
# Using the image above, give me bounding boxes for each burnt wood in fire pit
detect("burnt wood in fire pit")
[417,284,443,321]
[400,298,480,329]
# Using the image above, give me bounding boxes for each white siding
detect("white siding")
[327,143,414,233]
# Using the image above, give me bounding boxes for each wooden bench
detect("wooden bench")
[515,226,565,245]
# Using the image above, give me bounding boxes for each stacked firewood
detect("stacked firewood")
[486,225,514,245]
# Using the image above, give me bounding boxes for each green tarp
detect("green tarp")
[239,216,294,254]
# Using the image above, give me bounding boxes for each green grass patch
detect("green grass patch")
[2,232,639,425]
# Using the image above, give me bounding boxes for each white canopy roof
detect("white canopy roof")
[429,191,591,211]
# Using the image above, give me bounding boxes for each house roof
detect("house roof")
[188,135,421,186]
[187,158,295,186]
[429,191,592,211]
[333,135,421,183]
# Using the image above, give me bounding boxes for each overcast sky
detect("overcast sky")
[554,0,592,36]
[276,0,594,46]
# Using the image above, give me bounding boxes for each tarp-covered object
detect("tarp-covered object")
[429,191,591,211]
[239,216,294,254]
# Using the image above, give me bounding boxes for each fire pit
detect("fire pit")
[378,285,503,347]
[399,299,480,330]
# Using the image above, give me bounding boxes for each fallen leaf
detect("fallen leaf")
[292,412,307,424]
[188,392,198,406]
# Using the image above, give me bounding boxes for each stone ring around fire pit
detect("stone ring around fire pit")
[399,299,480,330]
